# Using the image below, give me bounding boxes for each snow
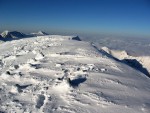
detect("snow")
[0,35,150,113]
[101,46,150,74]
[1,30,9,37]
[81,36,150,77]
[0,30,26,41]
[31,31,49,36]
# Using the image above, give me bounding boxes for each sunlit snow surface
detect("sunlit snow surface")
[0,35,150,113]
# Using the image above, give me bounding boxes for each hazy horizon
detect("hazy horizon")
[0,0,150,38]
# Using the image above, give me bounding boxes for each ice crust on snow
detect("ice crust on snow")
[0,35,150,113]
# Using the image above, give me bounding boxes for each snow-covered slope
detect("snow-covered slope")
[0,35,150,113]
[0,30,26,41]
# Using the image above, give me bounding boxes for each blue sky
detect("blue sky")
[0,0,150,37]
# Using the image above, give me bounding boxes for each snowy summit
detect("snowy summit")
[0,35,150,113]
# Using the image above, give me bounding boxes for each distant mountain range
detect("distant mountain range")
[0,30,49,41]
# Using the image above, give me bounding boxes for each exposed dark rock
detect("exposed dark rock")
[72,36,81,41]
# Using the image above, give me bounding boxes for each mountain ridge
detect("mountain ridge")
[0,30,49,41]
[101,46,150,77]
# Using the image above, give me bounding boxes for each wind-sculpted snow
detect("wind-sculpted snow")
[0,35,150,113]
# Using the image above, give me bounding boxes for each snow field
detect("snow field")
[0,35,150,113]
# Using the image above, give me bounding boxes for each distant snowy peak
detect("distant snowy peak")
[0,30,26,41]
[38,31,49,35]
[0,30,9,39]
[31,31,49,36]
[1,30,9,37]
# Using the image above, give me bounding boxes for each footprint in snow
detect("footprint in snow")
[36,95,45,109]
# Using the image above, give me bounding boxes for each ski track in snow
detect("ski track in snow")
[0,35,150,113]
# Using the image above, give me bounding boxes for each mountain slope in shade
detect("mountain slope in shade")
[0,35,150,113]
[0,30,26,41]
[0,35,3,39]
[101,46,150,77]
[0,35,4,43]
